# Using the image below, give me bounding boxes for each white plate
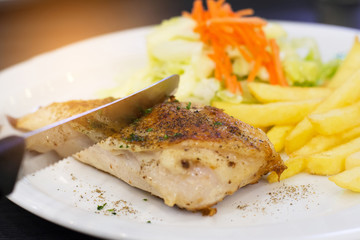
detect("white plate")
[1,22,360,240]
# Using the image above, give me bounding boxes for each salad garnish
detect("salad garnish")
[101,0,341,105]
[184,0,287,94]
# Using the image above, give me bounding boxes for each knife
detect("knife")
[0,74,179,197]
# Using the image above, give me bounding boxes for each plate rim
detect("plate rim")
[2,20,360,240]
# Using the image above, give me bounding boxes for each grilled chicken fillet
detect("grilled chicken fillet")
[17,97,285,213]
[73,99,286,213]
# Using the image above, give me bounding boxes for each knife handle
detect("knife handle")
[0,136,25,197]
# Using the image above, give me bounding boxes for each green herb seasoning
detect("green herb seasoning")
[97,203,107,210]
[214,121,223,126]
[147,220,151,224]
[128,133,144,142]
[132,118,140,124]
[107,208,115,212]
[143,198,148,201]
[186,102,192,110]
[164,134,169,140]
[146,128,153,132]
[177,106,180,110]
[144,108,152,114]
[119,145,123,148]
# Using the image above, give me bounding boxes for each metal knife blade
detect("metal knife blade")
[0,74,179,196]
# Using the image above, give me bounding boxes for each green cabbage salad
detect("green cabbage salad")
[106,16,341,104]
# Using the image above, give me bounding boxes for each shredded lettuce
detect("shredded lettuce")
[216,89,243,104]
[264,22,288,40]
[319,58,342,82]
[113,17,218,104]
[280,37,341,86]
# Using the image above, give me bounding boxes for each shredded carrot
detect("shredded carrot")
[247,55,262,82]
[209,17,267,26]
[237,46,252,62]
[183,0,288,94]
[270,39,288,86]
[235,8,254,17]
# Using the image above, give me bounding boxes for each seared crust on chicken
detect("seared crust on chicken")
[74,99,286,212]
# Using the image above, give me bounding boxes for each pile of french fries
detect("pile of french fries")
[213,37,360,192]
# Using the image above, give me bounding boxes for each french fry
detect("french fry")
[247,82,331,103]
[328,37,360,89]
[269,123,360,183]
[305,136,360,175]
[285,70,360,153]
[291,126,360,157]
[329,166,360,192]
[284,119,314,154]
[267,157,305,183]
[266,125,293,152]
[345,151,360,170]
[212,99,320,128]
[308,100,360,135]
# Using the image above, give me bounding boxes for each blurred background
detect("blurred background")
[0,0,360,71]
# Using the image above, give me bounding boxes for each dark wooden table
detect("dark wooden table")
[0,0,358,238]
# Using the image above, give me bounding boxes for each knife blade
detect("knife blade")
[0,74,179,196]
